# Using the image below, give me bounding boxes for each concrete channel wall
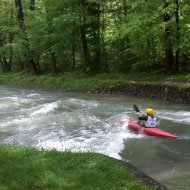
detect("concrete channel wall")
[94,83,190,104]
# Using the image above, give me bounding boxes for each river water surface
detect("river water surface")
[0,85,190,190]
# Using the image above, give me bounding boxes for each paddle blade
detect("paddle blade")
[133,104,140,112]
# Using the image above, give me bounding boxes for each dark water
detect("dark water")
[0,85,190,190]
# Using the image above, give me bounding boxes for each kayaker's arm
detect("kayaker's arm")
[138,115,148,121]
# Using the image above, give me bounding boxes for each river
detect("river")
[0,85,190,190]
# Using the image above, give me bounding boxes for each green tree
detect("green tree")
[15,0,38,74]
[0,0,190,75]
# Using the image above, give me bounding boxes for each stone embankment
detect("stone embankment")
[94,83,190,104]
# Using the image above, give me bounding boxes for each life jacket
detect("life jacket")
[145,116,156,127]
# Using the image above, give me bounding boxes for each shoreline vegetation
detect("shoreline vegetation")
[0,71,190,90]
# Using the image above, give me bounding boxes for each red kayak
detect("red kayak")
[119,118,178,138]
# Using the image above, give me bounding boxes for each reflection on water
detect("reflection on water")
[0,85,190,190]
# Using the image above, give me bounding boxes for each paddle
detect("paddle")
[133,104,145,126]
[133,104,140,113]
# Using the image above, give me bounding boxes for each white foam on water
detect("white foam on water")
[0,90,152,161]
[64,98,99,108]
[35,116,144,160]
[0,97,19,109]
[26,93,41,97]
[0,97,18,101]
[30,101,60,116]
[0,118,30,128]
[0,96,36,110]
[158,110,190,124]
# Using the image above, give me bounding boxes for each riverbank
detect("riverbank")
[0,146,161,190]
[0,72,190,104]
[0,72,178,189]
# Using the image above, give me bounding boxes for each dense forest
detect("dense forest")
[0,0,190,75]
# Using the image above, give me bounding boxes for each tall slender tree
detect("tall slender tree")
[79,0,92,73]
[175,0,180,72]
[163,0,174,72]
[0,0,13,72]
[0,39,11,71]
[15,0,38,74]
[30,0,35,10]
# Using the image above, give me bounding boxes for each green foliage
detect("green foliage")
[0,0,190,74]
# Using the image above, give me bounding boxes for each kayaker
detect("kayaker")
[138,108,157,127]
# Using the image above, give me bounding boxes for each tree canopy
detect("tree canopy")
[0,0,190,74]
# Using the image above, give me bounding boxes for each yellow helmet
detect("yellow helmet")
[146,108,154,115]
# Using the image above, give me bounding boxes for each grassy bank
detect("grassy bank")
[0,146,152,190]
[0,72,190,92]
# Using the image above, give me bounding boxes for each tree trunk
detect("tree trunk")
[80,23,91,73]
[15,0,38,75]
[0,39,11,72]
[101,3,109,72]
[109,0,121,40]
[15,0,25,30]
[0,55,5,72]
[45,6,58,74]
[8,1,14,71]
[72,41,75,71]
[175,0,180,72]
[163,0,174,72]
[30,0,35,10]
[0,56,11,72]
[122,0,127,17]
[79,0,92,73]
[50,52,57,74]
[92,4,101,73]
